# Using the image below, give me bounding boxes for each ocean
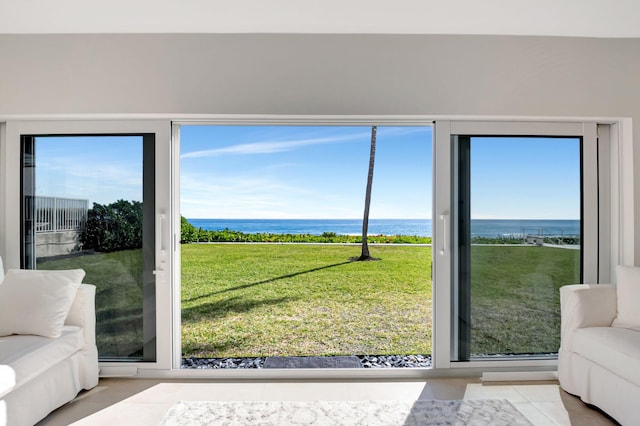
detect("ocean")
[186,218,580,238]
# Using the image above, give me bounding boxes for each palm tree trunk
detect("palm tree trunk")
[359,126,377,259]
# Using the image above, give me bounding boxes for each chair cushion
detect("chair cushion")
[0,325,84,398]
[0,268,85,338]
[571,326,640,387]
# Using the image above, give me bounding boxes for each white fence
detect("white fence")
[34,196,88,233]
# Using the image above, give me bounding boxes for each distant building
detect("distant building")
[526,235,544,246]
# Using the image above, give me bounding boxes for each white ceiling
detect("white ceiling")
[1,0,639,37]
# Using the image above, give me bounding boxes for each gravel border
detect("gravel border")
[181,354,432,369]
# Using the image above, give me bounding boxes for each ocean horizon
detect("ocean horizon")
[187,218,580,238]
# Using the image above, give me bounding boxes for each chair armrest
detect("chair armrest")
[560,284,616,349]
[65,283,97,347]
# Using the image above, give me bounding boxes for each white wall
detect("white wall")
[1,35,639,117]
[1,34,639,261]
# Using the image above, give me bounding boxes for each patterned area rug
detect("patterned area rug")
[160,399,532,425]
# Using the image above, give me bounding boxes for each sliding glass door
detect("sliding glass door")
[432,121,602,366]
[455,135,582,359]
[175,124,433,367]
[11,120,172,369]
[21,135,157,360]
[6,118,619,373]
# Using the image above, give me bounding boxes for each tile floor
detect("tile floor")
[37,378,617,425]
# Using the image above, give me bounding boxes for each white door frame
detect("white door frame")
[432,119,627,370]
[1,119,173,373]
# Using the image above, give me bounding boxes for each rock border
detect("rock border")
[181,354,432,369]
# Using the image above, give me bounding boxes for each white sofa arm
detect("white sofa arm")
[560,284,617,349]
[64,283,99,389]
[65,284,97,347]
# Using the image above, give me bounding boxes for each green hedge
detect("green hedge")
[81,200,143,252]
[180,216,431,244]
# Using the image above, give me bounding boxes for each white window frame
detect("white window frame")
[432,119,631,372]
[0,120,174,374]
[170,118,436,377]
[0,115,632,379]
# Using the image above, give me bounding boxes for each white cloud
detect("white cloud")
[180,172,308,218]
[180,171,366,219]
[180,132,371,159]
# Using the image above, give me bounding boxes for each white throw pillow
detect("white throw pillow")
[0,256,4,283]
[612,265,640,331]
[0,268,85,338]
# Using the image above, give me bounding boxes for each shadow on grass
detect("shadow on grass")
[182,295,300,323]
[183,261,351,304]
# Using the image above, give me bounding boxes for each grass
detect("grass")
[470,245,580,355]
[38,250,145,358]
[181,244,432,358]
[37,243,580,360]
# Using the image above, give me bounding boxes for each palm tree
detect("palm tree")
[351,125,380,262]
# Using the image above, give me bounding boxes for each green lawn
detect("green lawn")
[181,244,432,357]
[470,245,579,355]
[38,250,145,358]
[38,243,579,359]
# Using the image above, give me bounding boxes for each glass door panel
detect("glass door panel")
[177,124,433,366]
[21,134,157,361]
[457,136,581,358]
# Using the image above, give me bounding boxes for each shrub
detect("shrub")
[177,219,432,245]
[180,216,199,243]
[81,200,143,252]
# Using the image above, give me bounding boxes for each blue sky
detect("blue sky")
[34,136,143,206]
[180,126,432,219]
[470,137,580,220]
[32,128,580,220]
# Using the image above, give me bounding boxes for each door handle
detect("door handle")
[440,213,449,255]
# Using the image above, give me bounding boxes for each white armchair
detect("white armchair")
[559,281,640,425]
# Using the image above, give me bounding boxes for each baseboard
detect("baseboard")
[481,371,558,382]
[99,366,139,377]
